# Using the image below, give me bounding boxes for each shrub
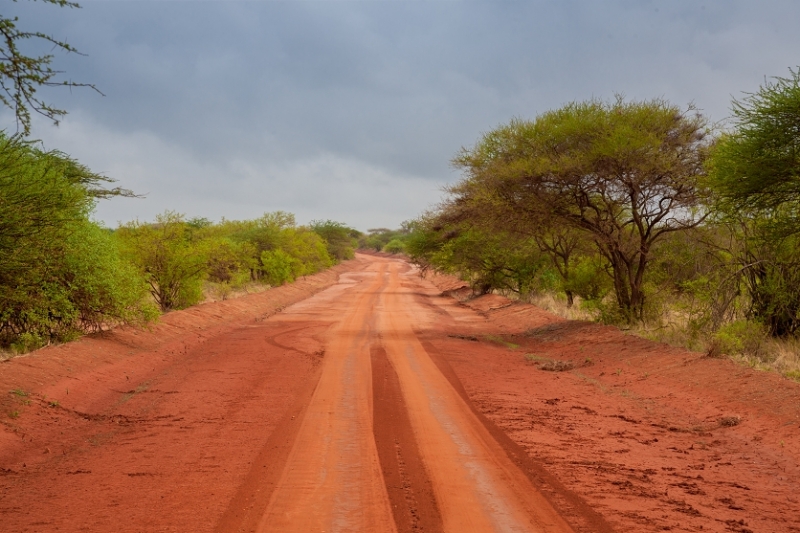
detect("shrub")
[260,249,298,286]
[564,256,610,302]
[0,135,153,349]
[383,238,406,254]
[711,320,768,357]
[279,229,333,277]
[309,220,358,261]
[117,212,209,311]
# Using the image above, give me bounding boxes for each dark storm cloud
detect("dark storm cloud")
[7,0,800,228]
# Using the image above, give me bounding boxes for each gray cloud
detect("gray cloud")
[7,0,800,229]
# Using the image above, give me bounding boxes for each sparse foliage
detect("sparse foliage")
[0,0,101,135]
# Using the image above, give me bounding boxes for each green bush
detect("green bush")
[261,249,298,286]
[712,320,768,357]
[360,228,408,252]
[383,238,406,254]
[9,332,46,354]
[66,222,158,327]
[0,219,157,346]
[0,129,347,352]
[309,220,358,260]
[117,212,209,311]
[0,134,154,350]
[565,256,609,302]
[205,238,250,283]
[280,229,333,277]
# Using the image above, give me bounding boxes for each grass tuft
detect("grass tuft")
[719,415,741,427]
[483,334,519,349]
[539,360,575,372]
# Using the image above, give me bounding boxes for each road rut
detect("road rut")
[255,256,572,532]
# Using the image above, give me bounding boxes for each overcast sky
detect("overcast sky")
[6,0,800,230]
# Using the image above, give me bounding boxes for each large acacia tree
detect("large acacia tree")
[453,98,712,322]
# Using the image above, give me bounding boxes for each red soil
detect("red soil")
[423,274,800,533]
[0,264,350,532]
[1,255,798,532]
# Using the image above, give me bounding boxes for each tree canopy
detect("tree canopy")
[709,68,800,218]
[707,68,800,336]
[448,98,711,321]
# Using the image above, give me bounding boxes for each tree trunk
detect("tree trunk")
[608,252,633,322]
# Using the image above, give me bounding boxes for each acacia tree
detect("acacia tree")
[453,98,711,322]
[436,177,599,306]
[709,68,800,336]
[309,220,358,260]
[709,68,800,214]
[117,212,209,311]
[1,0,100,135]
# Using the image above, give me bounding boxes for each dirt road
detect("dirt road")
[2,254,800,532]
[235,259,574,532]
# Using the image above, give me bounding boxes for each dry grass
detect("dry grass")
[203,281,271,303]
[535,290,800,382]
[731,337,800,381]
[525,293,595,321]
[539,360,575,372]
[523,353,577,372]
[631,322,708,354]
[629,319,800,383]
[719,415,742,427]
[472,285,800,384]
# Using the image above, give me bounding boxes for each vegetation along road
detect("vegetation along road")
[2,254,800,532]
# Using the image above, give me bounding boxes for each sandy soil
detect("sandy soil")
[1,254,799,532]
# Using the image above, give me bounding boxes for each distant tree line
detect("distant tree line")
[357,226,412,254]
[405,68,800,360]
[116,212,357,312]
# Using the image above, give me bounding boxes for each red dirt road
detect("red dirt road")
[2,254,800,532]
